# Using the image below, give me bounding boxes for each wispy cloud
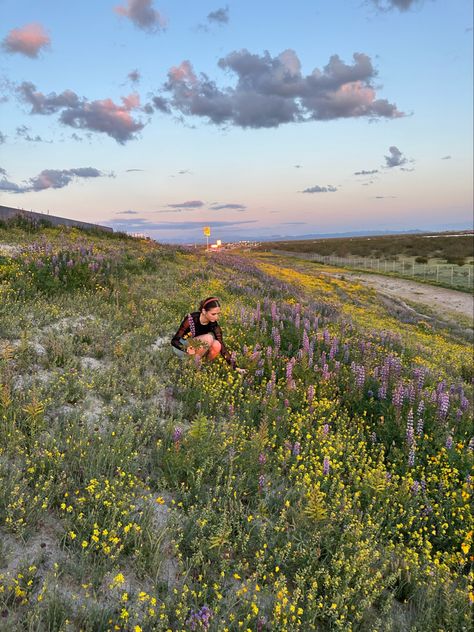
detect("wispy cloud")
[2,23,50,58]
[0,167,110,193]
[302,184,337,193]
[16,82,146,144]
[128,69,141,84]
[354,169,379,175]
[207,7,229,25]
[166,200,204,208]
[371,0,424,11]
[116,209,140,214]
[441,155,452,160]
[159,49,404,129]
[107,217,256,230]
[16,124,46,142]
[114,0,166,33]
[209,203,246,211]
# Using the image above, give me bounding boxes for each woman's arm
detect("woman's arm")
[171,314,191,351]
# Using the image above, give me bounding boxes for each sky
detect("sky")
[0,0,472,244]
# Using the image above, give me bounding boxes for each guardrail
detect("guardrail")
[271,250,474,290]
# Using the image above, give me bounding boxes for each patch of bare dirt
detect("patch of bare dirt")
[337,272,473,321]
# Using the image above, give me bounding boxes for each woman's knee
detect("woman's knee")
[211,340,221,353]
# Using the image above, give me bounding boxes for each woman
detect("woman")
[171,297,245,373]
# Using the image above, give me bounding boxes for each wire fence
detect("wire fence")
[271,251,474,291]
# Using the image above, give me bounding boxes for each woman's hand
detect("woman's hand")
[186,347,196,355]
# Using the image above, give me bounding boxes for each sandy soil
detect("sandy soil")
[341,272,474,320]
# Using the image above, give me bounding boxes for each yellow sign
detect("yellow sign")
[203,226,211,237]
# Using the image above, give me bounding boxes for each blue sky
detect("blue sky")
[0,0,472,243]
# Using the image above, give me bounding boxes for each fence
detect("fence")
[271,250,474,291]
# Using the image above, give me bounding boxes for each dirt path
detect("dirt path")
[337,271,473,320]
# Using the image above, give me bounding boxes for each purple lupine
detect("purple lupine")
[284,399,290,408]
[322,364,330,380]
[460,396,470,412]
[408,447,415,467]
[406,409,414,446]
[292,442,301,456]
[468,438,474,451]
[307,384,315,404]
[323,329,330,345]
[258,452,267,465]
[417,400,425,416]
[378,382,388,400]
[255,301,261,323]
[416,417,424,436]
[406,384,416,406]
[295,313,301,330]
[392,383,404,410]
[321,351,327,366]
[323,456,330,476]
[445,435,453,449]
[266,379,274,396]
[411,480,420,494]
[258,474,265,492]
[322,424,329,435]
[438,393,450,418]
[284,440,292,453]
[186,606,213,630]
[370,432,377,444]
[303,329,310,353]
[271,302,277,320]
[172,427,183,443]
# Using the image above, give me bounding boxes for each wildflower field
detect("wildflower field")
[0,224,472,631]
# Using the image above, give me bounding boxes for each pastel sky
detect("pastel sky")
[0,0,472,243]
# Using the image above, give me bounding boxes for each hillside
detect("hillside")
[0,225,472,631]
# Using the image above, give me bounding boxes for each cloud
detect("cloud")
[126,168,145,172]
[167,200,204,208]
[159,49,403,128]
[128,69,141,84]
[107,217,256,230]
[302,185,337,193]
[116,209,140,214]
[207,7,229,25]
[371,0,424,11]
[374,195,397,199]
[209,203,246,211]
[0,167,109,193]
[0,132,6,144]
[2,23,50,58]
[16,124,45,142]
[384,145,407,168]
[16,82,145,143]
[441,155,452,160]
[114,0,166,33]
[354,169,379,175]
[294,164,302,169]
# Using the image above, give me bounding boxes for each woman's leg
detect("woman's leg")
[194,334,221,362]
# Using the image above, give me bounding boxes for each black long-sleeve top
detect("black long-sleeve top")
[171,312,235,367]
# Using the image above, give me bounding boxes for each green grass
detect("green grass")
[0,226,472,631]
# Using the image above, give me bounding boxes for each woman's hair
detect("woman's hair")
[199,296,220,311]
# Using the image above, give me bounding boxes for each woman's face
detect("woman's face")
[204,306,221,322]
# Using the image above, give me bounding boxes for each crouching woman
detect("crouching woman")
[171,297,245,373]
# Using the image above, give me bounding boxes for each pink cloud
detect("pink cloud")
[2,23,50,58]
[60,94,145,144]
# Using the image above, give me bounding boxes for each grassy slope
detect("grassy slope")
[0,227,472,631]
